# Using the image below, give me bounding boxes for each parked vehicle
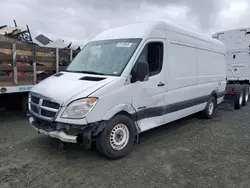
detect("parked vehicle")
[28,20,227,159]
[0,41,80,111]
[213,28,250,109]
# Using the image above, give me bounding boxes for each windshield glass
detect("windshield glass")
[66,38,142,76]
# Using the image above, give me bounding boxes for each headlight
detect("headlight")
[61,97,98,119]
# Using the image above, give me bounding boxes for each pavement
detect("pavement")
[0,104,250,188]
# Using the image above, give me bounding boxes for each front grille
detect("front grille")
[41,109,57,118]
[31,96,40,104]
[29,93,60,121]
[42,100,60,109]
[31,104,39,114]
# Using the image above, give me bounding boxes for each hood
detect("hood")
[30,72,117,105]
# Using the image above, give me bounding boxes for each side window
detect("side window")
[136,42,163,76]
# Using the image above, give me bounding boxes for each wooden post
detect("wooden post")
[12,43,18,85]
[56,48,59,73]
[32,45,37,84]
[70,49,73,61]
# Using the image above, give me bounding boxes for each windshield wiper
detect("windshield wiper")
[65,70,105,75]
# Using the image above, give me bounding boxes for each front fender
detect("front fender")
[102,103,137,121]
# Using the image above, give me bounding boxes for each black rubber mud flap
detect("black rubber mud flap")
[218,99,235,111]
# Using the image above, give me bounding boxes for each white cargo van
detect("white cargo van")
[213,28,250,109]
[28,20,226,159]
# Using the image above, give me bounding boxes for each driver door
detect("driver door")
[132,39,166,132]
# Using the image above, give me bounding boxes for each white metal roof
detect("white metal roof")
[213,27,250,37]
[212,27,250,51]
[0,26,26,35]
[92,20,224,48]
[45,39,68,48]
[92,21,160,41]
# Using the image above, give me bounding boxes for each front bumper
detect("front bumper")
[29,115,108,146]
[29,116,78,143]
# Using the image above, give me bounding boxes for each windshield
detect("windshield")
[66,38,142,76]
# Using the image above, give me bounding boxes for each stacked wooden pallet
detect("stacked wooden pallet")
[0,41,76,87]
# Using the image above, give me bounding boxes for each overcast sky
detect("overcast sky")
[0,0,249,45]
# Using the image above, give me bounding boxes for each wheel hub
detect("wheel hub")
[115,131,123,142]
[110,124,129,151]
[208,102,214,115]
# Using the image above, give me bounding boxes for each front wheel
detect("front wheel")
[96,114,136,159]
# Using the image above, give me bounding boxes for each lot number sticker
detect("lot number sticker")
[116,43,132,48]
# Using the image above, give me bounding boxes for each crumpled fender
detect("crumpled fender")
[102,103,137,121]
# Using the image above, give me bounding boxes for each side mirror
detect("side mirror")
[131,61,149,83]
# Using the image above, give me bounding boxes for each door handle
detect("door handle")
[157,82,165,87]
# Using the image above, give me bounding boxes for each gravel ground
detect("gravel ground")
[0,103,250,188]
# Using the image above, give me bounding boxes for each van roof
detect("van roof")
[92,20,223,47]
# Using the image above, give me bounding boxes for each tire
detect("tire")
[242,84,249,106]
[234,86,244,110]
[201,96,216,119]
[96,114,136,159]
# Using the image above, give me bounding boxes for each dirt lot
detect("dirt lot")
[0,103,250,188]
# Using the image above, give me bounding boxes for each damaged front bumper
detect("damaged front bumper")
[29,116,107,145]
[29,116,88,144]
[29,117,78,143]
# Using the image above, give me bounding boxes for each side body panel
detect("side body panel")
[139,29,226,132]
[195,38,227,104]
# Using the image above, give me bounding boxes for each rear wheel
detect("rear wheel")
[235,86,244,110]
[96,114,136,159]
[242,84,249,106]
[200,96,216,119]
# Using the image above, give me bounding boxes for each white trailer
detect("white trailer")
[213,28,250,109]
[28,20,227,159]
